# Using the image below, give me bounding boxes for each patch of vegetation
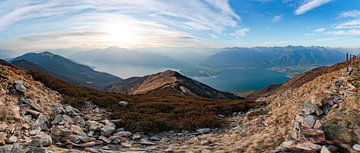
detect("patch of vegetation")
[28,71,261,133]
[323,111,360,144]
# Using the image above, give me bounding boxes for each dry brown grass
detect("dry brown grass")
[27,70,262,133]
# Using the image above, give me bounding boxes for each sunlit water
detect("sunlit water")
[89,62,290,92]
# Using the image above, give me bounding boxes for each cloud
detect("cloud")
[295,0,331,15]
[272,15,283,22]
[0,3,50,31]
[0,0,242,50]
[339,10,360,18]
[314,28,325,32]
[233,28,250,38]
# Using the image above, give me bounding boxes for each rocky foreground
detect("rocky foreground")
[0,59,360,153]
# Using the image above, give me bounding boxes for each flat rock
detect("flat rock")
[121,142,132,148]
[118,101,129,107]
[32,114,48,131]
[149,136,160,141]
[302,115,317,128]
[32,133,52,147]
[201,140,210,145]
[101,120,116,136]
[14,81,26,93]
[71,125,86,136]
[86,121,104,131]
[98,136,112,144]
[21,97,41,112]
[300,103,323,116]
[353,144,360,151]
[197,128,211,134]
[51,114,62,125]
[140,138,156,145]
[113,131,132,137]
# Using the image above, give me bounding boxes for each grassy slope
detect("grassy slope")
[27,70,261,133]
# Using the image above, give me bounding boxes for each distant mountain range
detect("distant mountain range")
[107,70,241,99]
[9,51,239,99]
[68,47,208,77]
[204,46,346,68]
[11,52,123,89]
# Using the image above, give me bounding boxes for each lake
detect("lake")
[193,68,290,92]
[88,62,290,92]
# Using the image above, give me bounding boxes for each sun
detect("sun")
[101,22,141,46]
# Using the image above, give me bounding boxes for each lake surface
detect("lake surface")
[86,61,290,92]
[193,68,290,92]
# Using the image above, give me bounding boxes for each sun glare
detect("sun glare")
[101,22,141,46]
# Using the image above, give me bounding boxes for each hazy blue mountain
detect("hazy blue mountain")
[69,47,208,77]
[204,46,346,68]
[12,52,123,89]
[0,49,15,59]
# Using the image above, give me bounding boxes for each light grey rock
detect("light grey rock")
[149,136,160,141]
[86,121,104,131]
[27,146,48,153]
[300,103,323,116]
[98,136,112,144]
[140,138,156,145]
[77,141,97,147]
[121,142,132,148]
[31,133,52,147]
[73,116,85,127]
[32,114,48,131]
[51,114,62,125]
[321,146,331,153]
[114,131,132,137]
[353,144,360,151]
[67,149,81,153]
[64,134,81,143]
[302,115,318,128]
[29,127,41,136]
[70,125,86,136]
[101,120,116,136]
[196,128,211,134]
[201,140,210,145]
[160,138,171,143]
[165,146,174,153]
[50,126,72,138]
[118,101,129,107]
[21,98,41,112]
[62,114,74,124]
[14,81,26,93]
[132,134,141,140]
[53,105,65,114]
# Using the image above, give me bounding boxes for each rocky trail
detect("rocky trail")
[0,59,359,153]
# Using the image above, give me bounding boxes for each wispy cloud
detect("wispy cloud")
[295,0,331,15]
[315,28,325,32]
[339,10,360,18]
[0,0,244,50]
[272,15,283,22]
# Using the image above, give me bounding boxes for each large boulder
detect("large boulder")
[100,120,116,136]
[14,81,26,93]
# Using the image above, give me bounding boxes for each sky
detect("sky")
[0,0,359,52]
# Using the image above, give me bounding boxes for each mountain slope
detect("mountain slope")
[107,70,241,99]
[204,46,346,68]
[11,52,123,89]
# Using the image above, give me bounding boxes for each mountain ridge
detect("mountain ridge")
[107,70,242,99]
[11,51,123,89]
